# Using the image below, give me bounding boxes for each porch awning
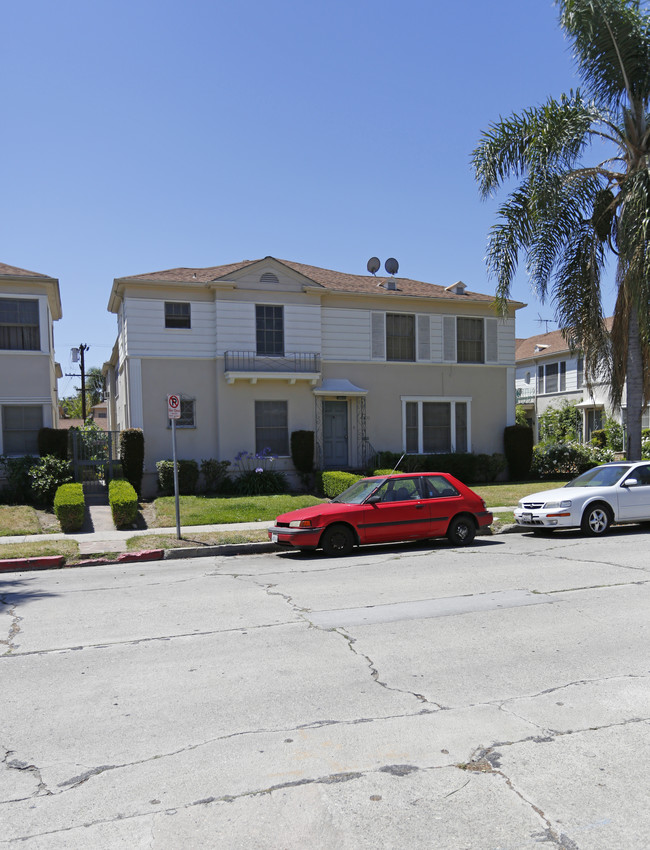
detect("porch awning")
[313,378,368,397]
[574,400,604,409]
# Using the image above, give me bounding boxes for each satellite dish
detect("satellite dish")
[385,257,399,276]
[367,257,380,275]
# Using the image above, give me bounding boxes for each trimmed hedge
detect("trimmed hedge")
[503,425,534,480]
[38,428,69,460]
[120,428,145,496]
[54,483,85,532]
[109,479,138,527]
[156,459,199,495]
[371,451,506,483]
[322,471,362,498]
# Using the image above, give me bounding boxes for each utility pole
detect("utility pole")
[67,344,90,420]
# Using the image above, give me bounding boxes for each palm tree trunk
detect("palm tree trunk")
[626,306,643,460]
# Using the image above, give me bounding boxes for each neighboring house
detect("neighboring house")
[0,262,62,456]
[104,257,523,495]
[515,319,636,441]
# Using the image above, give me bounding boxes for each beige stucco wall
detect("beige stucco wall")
[138,358,218,495]
[0,353,54,399]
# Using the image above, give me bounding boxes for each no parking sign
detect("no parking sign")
[167,394,181,419]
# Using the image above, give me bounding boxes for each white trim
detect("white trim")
[128,358,144,428]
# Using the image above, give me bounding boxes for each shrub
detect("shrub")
[156,459,200,495]
[200,458,232,493]
[367,451,506,483]
[38,428,69,459]
[322,471,362,498]
[290,431,314,473]
[0,455,38,504]
[590,429,607,448]
[120,428,145,496]
[109,479,138,527]
[530,442,608,479]
[234,469,289,496]
[538,401,582,443]
[54,483,85,532]
[503,424,534,480]
[28,456,74,508]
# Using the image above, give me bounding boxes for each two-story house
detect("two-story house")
[105,257,523,495]
[0,262,62,456]
[515,320,628,441]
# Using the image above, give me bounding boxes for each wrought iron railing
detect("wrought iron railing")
[224,351,321,373]
[516,387,537,403]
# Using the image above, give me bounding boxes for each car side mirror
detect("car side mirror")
[623,478,638,488]
[366,494,382,504]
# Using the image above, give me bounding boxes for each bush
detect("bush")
[590,429,607,448]
[234,469,289,496]
[503,424,534,480]
[54,483,85,532]
[369,451,506,483]
[156,459,200,495]
[200,458,232,493]
[38,428,69,459]
[109,479,138,527]
[0,455,37,504]
[120,429,145,496]
[538,401,582,443]
[530,442,610,479]
[28,456,74,508]
[290,431,314,473]
[322,471,362,498]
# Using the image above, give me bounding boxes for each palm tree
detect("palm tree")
[472,0,650,459]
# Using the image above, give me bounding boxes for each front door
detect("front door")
[323,401,348,468]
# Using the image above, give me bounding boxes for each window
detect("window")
[545,363,558,393]
[457,317,484,363]
[168,398,195,428]
[577,357,584,389]
[560,361,566,391]
[537,365,545,394]
[0,298,40,350]
[386,314,415,362]
[2,405,43,454]
[537,362,565,394]
[164,302,191,329]
[586,408,603,440]
[255,401,288,455]
[256,305,284,357]
[403,399,469,454]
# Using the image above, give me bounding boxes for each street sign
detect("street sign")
[167,394,181,419]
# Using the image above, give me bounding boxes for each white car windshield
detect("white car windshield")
[565,465,632,488]
[331,478,387,504]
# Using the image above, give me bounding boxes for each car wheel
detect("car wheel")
[320,524,355,557]
[580,502,612,536]
[447,515,476,546]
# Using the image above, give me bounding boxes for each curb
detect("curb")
[0,555,66,572]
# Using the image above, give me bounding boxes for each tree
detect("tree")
[60,367,104,420]
[473,0,650,460]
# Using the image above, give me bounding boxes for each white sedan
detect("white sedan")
[515,461,650,536]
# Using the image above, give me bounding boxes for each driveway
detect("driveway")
[2,528,650,848]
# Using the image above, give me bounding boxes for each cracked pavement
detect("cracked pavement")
[1,527,650,848]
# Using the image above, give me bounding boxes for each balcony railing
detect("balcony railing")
[224,351,321,374]
[516,387,537,403]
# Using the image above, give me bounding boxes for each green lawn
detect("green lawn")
[472,480,569,508]
[0,505,44,537]
[152,493,326,527]
[0,539,79,559]
[127,529,270,550]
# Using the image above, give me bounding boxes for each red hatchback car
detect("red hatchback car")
[268,472,493,556]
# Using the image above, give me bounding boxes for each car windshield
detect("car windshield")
[565,465,632,488]
[331,477,387,504]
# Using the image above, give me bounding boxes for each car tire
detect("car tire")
[320,524,355,557]
[580,502,613,536]
[446,515,476,546]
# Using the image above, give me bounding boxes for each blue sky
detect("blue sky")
[3,0,616,395]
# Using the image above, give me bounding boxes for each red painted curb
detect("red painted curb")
[0,555,65,572]
[116,549,165,563]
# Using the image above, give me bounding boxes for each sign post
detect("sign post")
[167,394,182,540]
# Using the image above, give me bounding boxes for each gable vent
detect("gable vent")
[445,280,467,295]
[260,272,279,284]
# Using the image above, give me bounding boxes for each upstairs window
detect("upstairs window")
[386,313,415,362]
[0,298,40,350]
[456,317,484,363]
[256,305,284,357]
[164,302,191,329]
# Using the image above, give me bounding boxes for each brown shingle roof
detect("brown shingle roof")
[117,256,520,306]
[515,318,614,360]
[0,262,53,279]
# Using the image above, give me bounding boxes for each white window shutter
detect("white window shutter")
[417,315,431,361]
[485,318,498,362]
[371,312,386,359]
[443,316,456,362]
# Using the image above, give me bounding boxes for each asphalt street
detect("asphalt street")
[1,527,650,849]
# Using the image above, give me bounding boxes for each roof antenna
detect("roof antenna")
[392,453,405,472]
[536,313,554,333]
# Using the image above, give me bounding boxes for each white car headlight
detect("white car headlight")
[543,500,572,509]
